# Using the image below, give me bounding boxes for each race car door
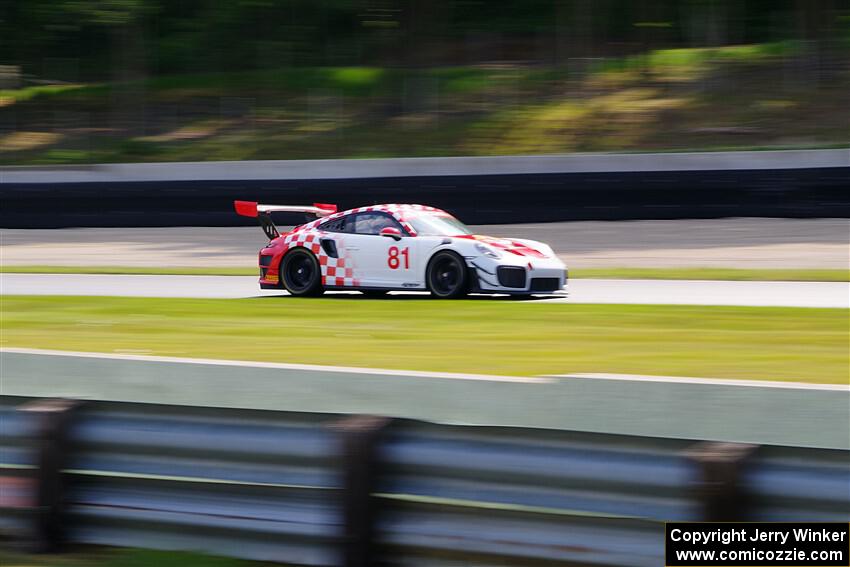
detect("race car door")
[343,211,420,288]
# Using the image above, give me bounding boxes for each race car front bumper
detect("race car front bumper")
[467,256,568,294]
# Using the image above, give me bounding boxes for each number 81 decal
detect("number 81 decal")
[387,246,410,269]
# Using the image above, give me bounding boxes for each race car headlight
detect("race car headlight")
[475,242,501,259]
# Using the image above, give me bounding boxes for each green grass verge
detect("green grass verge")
[0,547,286,567]
[2,265,848,281]
[2,296,846,383]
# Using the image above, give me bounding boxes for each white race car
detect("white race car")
[235,201,567,298]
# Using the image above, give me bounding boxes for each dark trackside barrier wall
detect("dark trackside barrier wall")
[1,165,848,228]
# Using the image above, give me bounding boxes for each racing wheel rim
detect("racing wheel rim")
[429,254,464,297]
[284,251,318,292]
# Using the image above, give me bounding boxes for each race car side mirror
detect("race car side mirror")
[380,227,403,240]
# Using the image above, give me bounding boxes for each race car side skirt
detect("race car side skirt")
[261,284,564,295]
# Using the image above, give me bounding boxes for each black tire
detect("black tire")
[360,290,389,298]
[281,248,324,297]
[426,251,469,299]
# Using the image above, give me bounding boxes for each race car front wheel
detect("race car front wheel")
[281,248,324,297]
[427,251,469,299]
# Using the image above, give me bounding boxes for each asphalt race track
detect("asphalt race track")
[1,273,846,307]
[2,218,848,268]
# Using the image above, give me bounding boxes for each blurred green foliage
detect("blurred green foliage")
[1,1,847,163]
[3,0,848,79]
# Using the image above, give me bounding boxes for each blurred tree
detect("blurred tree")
[1,0,846,82]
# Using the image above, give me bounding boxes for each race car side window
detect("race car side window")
[351,212,407,236]
[319,215,350,233]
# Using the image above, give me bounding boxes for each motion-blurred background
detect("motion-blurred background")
[1,0,848,163]
[1,3,849,567]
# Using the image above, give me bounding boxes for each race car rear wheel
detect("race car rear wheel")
[281,248,324,297]
[427,251,469,299]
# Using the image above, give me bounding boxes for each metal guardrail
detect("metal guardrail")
[0,397,35,536]
[67,403,343,565]
[1,399,344,564]
[375,423,696,566]
[745,445,850,523]
[1,396,848,566]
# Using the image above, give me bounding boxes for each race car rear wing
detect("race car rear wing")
[234,200,337,240]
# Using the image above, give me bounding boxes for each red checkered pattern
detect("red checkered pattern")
[279,204,445,287]
[279,229,363,287]
[280,231,322,255]
[278,230,350,287]
[317,244,360,287]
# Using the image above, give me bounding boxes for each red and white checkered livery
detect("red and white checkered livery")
[235,201,568,298]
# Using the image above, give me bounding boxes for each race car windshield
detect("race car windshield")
[407,213,473,236]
